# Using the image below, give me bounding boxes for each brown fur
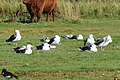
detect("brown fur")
[22,0,58,23]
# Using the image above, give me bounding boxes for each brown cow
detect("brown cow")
[22,0,58,23]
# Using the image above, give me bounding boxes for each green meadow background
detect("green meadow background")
[0,0,120,80]
[0,0,120,22]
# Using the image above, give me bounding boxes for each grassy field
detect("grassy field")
[0,0,120,80]
[0,18,120,80]
[1,0,120,22]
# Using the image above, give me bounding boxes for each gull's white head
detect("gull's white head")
[15,30,20,34]
[55,35,60,38]
[89,34,93,37]
[78,34,83,40]
[106,35,112,43]
[26,44,32,49]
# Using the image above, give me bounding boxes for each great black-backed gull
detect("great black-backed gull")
[79,44,97,52]
[48,35,61,45]
[40,37,50,43]
[84,34,95,46]
[13,45,26,51]
[95,35,112,49]
[6,30,21,45]
[69,34,83,40]
[13,44,32,54]
[1,69,18,80]
[36,43,50,50]
[36,43,56,50]
[61,35,73,39]
[61,34,83,40]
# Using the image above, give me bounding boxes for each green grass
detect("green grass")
[1,0,120,22]
[0,18,120,80]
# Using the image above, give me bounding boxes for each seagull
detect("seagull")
[69,34,83,40]
[1,69,18,80]
[36,43,50,50]
[40,37,50,43]
[95,35,112,49]
[13,44,32,54]
[48,35,61,45]
[36,43,56,50]
[79,44,97,52]
[12,45,26,52]
[6,30,21,45]
[84,34,95,46]
[61,34,73,39]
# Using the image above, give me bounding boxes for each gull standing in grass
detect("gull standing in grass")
[84,34,95,46]
[6,30,21,45]
[95,35,112,50]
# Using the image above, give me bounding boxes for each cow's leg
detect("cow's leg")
[52,6,57,22]
[31,14,35,23]
[37,3,45,22]
[36,14,42,22]
[46,13,51,22]
[52,10,56,22]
